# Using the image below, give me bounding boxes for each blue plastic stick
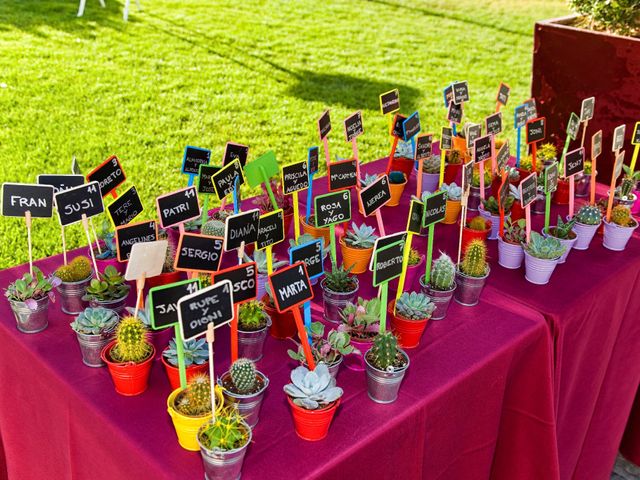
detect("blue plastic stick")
[187,174,195,187]
[306,173,314,223]
[303,301,312,343]
[516,127,522,168]
[452,123,457,137]
[233,175,240,214]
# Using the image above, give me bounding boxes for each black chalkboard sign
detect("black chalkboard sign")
[466,124,482,149]
[212,262,258,305]
[380,89,400,115]
[37,174,84,196]
[613,124,626,152]
[182,146,211,175]
[443,84,454,106]
[392,114,407,139]
[318,110,331,140]
[308,146,320,175]
[402,112,421,141]
[87,155,126,198]
[566,112,581,141]
[497,83,510,106]
[462,161,474,193]
[107,185,143,227]
[406,200,424,234]
[473,135,493,164]
[485,112,503,136]
[498,175,510,210]
[2,183,54,218]
[223,142,249,167]
[344,111,364,142]
[423,191,448,227]
[175,233,224,273]
[328,159,358,191]
[224,209,260,251]
[212,159,244,200]
[315,190,351,228]
[526,117,546,144]
[452,81,470,104]
[564,148,585,178]
[519,173,538,208]
[359,175,391,217]
[115,220,157,262]
[55,181,104,226]
[441,127,453,151]
[156,186,200,229]
[268,262,313,313]
[289,239,324,280]
[514,104,528,129]
[198,164,221,195]
[524,98,537,121]
[372,240,404,287]
[496,140,510,172]
[178,280,234,341]
[415,134,433,161]
[580,97,595,122]
[282,161,309,194]
[257,209,285,250]
[592,130,603,158]
[447,102,463,125]
[544,162,558,194]
[149,279,200,330]
[370,232,407,271]
[632,123,640,146]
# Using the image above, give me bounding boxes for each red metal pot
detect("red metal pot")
[388,300,429,349]
[461,218,492,252]
[101,341,155,396]
[287,397,340,441]
[146,271,183,289]
[388,156,415,180]
[443,162,462,185]
[553,179,570,205]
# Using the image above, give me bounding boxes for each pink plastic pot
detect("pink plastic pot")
[344,337,373,372]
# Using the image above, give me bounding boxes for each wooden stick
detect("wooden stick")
[25,211,33,276]
[590,155,598,206]
[230,304,238,363]
[206,323,216,422]
[133,273,146,319]
[580,121,588,148]
[90,218,102,255]
[82,215,100,280]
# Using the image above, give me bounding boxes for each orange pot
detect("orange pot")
[301,215,331,249]
[443,199,461,224]
[451,136,470,162]
[387,178,407,207]
[339,236,373,274]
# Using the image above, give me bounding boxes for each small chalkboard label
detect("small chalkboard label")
[175,233,224,273]
[328,159,358,191]
[223,142,249,167]
[37,174,84,196]
[372,240,404,287]
[212,159,245,200]
[369,231,408,271]
[344,111,364,142]
[178,280,234,341]
[55,181,104,226]
[462,161,474,193]
[149,279,200,330]
[212,262,258,304]
[447,102,463,125]
[308,146,320,175]
[443,84,454,107]
[632,122,640,145]
[423,190,448,227]
[498,176,510,210]
[107,185,143,227]
[544,162,558,194]
[592,130,603,158]
[2,183,54,218]
[566,112,581,141]
[524,98,537,121]
[613,124,626,152]
[156,186,200,229]
[115,220,157,262]
[198,164,221,195]
[392,113,407,138]
[614,151,625,180]
[565,148,585,178]
[315,190,351,228]
[402,111,421,141]
[290,239,324,280]
[473,135,493,164]
[318,110,331,140]
[519,173,538,208]
[580,97,595,122]
[71,156,81,175]
[514,104,528,129]
[466,124,482,149]
[224,209,260,251]
[359,175,391,217]
[125,240,167,281]
[496,83,510,106]
[526,117,546,144]
[441,127,453,151]
[406,200,424,234]
[282,161,309,194]
[496,140,510,172]
[485,112,503,136]
[415,134,433,161]
[268,262,313,313]
[380,89,400,115]
[182,146,211,175]
[87,155,126,198]
[257,209,285,250]
[452,80,470,104]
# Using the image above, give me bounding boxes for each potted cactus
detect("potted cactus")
[389,292,436,349]
[283,363,344,441]
[415,155,441,193]
[420,252,457,320]
[146,229,182,288]
[444,148,464,184]
[263,283,299,339]
[161,337,209,390]
[454,239,490,307]
[254,178,294,236]
[288,321,358,378]
[91,218,124,274]
[338,297,380,371]
[575,160,593,197]
[101,315,155,395]
[55,255,93,314]
[320,264,359,324]
[4,267,60,333]
[126,304,173,360]
[387,170,407,207]
[614,167,640,208]
[83,265,130,314]
[572,204,602,250]
[523,232,566,285]
[364,331,410,404]
[237,300,271,361]
[543,215,578,263]
[219,358,269,427]
[168,373,214,451]
[603,205,638,251]
[441,182,462,224]
[461,215,492,252]
[339,222,378,274]
[70,307,119,367]
[468,167,493,211]
[479,195,513,240]
[244,249,287,300]
[498,218,526,269]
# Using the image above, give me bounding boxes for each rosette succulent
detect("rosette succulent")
[70,307,119,335]
[441,182,462,201]
[5,267,60,309]
[163,337,208,367]
[283,364,344,410]
[288,321,358,365]
[339,297,380,340]
[344,222,378,249]
[422,155,441,174]
[524,232,566,260]
[395,292,435,320]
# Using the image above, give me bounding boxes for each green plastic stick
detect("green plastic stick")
[329,224,337,268]
[200,196,209,229]
[560,137,570,176]
[424,224,435,284]
[379,281,388,332]
[544,191,551,233]
[260,166,278,210]
[174,324,187,389]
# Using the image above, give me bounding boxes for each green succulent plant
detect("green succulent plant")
[575,204,602,225]
[56,256,92,282]
[5,267,60,308]
[367,331,404,371]
[110,315,152,363]
[283,364,343,410]
[361,173,379,188]
[288,321,358,365]
[70,307,119,335]
[524,232,566,260]
[395,292,435,320]
[84,265,130,302]
[94,218,117,260]
[229,358,258,394]
[339,297,380,340]
[503,218,527,244]
[238,300,267,331]
[243,249,287,275]
[441,182,462,201]
[460,239,488,277]
[422,155,441,174]
[550,215,577,239]
[408,248,421,267]
[429,252,456,290]
[481,195,514,215]
[289,233,330,257]
[344,222,378,249]
[323,264,357,293]
[163,337,208,367]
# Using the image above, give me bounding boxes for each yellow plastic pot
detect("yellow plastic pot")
[443,199,462,224]
[167,388,213,451]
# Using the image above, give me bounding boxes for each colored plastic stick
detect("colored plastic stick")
[479,162,486,200]
[394,232,413,314]
[173,324,188,388]
[206,323,216,422]
[292,192,300,240]
[230,304,238,363]
[516,127,522,168]
[306,172,314,222]
[329,224,337,268]
[545,191,552,232]
[590,155,598,205]
[424,224,435,284]
[82,215,100,281]
[266,245,273,275]
[200,195,209,228]
[375,210,386,237]
[417,158,424,198]
[379,282,389,333]
[631,145,639,174]
[292,308,315,369]
[61,224,67,265]
[569,176,576,218]
[438,153,445,188]
[303,301,312,343]
[560,138,570,176]
[457,195,468,266]
[260,166,278,210]
[531,143,538,174]
[385,136,399,174]
[233,176,240,214]
[187,175,194,187]
[525,204,532,243]
[25,211,33,276]
[352,138,362,183]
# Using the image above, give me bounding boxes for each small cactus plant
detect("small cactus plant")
[238,300,267,331]
[429,252,456,290]
[176,373,213,416]
[408,248,421,266]
[575,204,602,225]
[395,292,435,320]
[198,402,249,451]
[201,219,225,237]
[158,229,177,273]
[110,316,152,363]
[468,216,489,231]
[460,239,488,277]
[389,171,406,184]
[70,307,119,335]
[344,222,378,249]
[367,331,404,372]
[610,205,634,227]
[361,173,379,188]
[56,256,92,282]
[229,358,257,394]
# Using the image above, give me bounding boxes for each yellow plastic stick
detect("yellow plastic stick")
[438,152,446,188]
[292,193,300,240]
[631,145,639,174]
[266,245,273,274]
[394,233,413,315]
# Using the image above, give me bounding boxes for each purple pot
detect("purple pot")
[478,205,508,240]
[572,220,600,250]
[603,219,638,251]
[523,251,559,285]
[542,228,577,263]
[497,237,524,269]
[390,255,424,293]
[344,337,373,372]
[413,168,440,194]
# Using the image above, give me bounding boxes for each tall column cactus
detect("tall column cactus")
[430,253,456,290]
[230,358,257,394]
[111,316,152,363]
[460,239,488,277]
[369,331,399,371]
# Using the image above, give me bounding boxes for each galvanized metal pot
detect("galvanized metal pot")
[497,237,524,269]
[197,419,252,480]
[238,315,271,362]
[364,349,410,404]
[218,371,269,428]
[304,357,342,379]
[603,219,638,251]
[454,267,490,307]
[56,273,93,315]
[75,330,114,367]
[89,293,128,315]
[8,296,50,333]
[419,276,456,321]
[320,277,359,324]
[542,228,577,263]
[478,205,508,240]
[344,338,371,372]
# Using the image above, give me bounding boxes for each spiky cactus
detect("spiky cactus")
[468,216,488,231]
[460,239,488,277]
[56,256,92,282]
[176,373,212,416]
[611,205,633,227]
[395,292,435,320]
[110,316,152,363]
[369,331,400,371]
[575,205,602,225]
[430,252,456,290]
[198,403,249,451]
[201,219,225,237]
[229,358,257,394]
[198,272,212,288]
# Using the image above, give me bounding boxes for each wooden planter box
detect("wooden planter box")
[532,15,640,182]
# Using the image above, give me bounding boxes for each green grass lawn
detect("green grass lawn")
[0,0,568,270]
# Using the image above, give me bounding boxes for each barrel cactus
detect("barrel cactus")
[460,239,488,277]
[110,315,152,363]
[575,204,602,225]
[468,216,488,231]
[395,292,435,320]
[610,205,634,227]
[368,331,401,371]
[201,219,225,238]
[176,373,212,416]
[70,307,119,335]
[283,363,343,410]
[430,252,456,290]
[56,256,92,282]
[230,358,257,394]
[198,402,249,451]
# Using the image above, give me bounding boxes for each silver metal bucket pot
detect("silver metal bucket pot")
[75,331,114,367]
[321,277,359,324]
[197,420,252,480]
[572,221,600,250]
[89,294,128,315]
[9,296,50,333]
[218,371,269,428]
[238,315,271,362]
[454,267,490,307]
[364,349,410,404]
[419,276,456,321]
[56,274,93,315]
